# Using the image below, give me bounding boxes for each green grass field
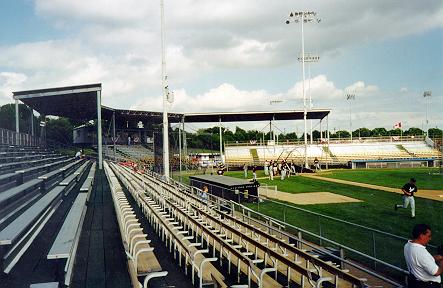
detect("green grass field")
[318,167,443,190]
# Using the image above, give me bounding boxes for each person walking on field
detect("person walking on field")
[243,163,248,178]
[269,160,274,180]
[395,178,418,219]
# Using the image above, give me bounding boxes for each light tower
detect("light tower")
[286,11,321,169]
[298,52,320,144]
[161,0,170,178]
[423,91,432,137]
[346,93,355,141]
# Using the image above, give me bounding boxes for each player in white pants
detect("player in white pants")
[395,178,417,218]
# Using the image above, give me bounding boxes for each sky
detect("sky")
[0,0,442,135]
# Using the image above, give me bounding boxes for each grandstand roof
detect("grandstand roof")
[13,83,330,124]
[13,83,102,121]
[103,109,331,124]
[181,109,330,123]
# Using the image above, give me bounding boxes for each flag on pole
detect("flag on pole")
[394,122,402,129]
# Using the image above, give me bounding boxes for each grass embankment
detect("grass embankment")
[318,167,443,190]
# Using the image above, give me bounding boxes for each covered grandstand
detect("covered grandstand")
[224,135,442,169]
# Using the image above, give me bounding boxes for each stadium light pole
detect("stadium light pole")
[286,11,321,169]
[160,0,170,178]
[298,52,319,144]
[423,91,432,137]
[346,93,355,141]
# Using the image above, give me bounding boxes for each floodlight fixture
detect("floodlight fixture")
[346,93,356,141]
[423,90,432,136]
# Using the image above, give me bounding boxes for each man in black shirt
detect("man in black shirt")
[395,178,418,218]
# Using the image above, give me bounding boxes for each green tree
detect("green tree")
[352,128,371,138]
[0,103,38,134]
[331,130,350,139]
[371,127,388,137]
[404,127,424,136]
[45,117,74,144]
[388,129,402,136]
[428,128,443,139]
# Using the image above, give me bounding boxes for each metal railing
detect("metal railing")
[160,172,407,286]
[225,135,426,147]
[0,127,42,147]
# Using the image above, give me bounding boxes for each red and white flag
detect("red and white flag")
[394,122,402,129]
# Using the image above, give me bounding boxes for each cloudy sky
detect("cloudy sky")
[0,0,442,134]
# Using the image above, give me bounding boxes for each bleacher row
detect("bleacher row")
[115,145,154,162]
[0,144,96,287]
[104,161,168,288]
[106,160,367,287]
[224,141,442,165]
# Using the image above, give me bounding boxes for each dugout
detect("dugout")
[189,174,259,203]
[350,158,436,169]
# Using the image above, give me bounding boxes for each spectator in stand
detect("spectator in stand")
[404,224,443,287]
[75,149,82,159]
[201,186,209,203]
[127,135,131,146]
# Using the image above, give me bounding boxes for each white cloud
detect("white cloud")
[0,72,28,104]
[344,81,379,96]
[0,0,441,131]
[400,87,408,92]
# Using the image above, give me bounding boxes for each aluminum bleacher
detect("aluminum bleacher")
[0,144,125,287]
[225,139,441,167]
[115,144,154,162]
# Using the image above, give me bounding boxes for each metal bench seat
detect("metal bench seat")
[59,161,89,186]
[0,185,65,273]
[0,178,42,208]
[47,193,88,259]
[0,173,19,187]
[80,163,96,193]
[0,185,64,245]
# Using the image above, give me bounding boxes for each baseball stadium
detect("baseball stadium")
[0,2,442,288]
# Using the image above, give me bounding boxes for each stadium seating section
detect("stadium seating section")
[225,140,442,166]
[0,144,95,286]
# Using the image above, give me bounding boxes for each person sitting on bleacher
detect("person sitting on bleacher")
[201,186,209,203]
[75,149,82,160]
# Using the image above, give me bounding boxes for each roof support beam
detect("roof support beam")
[97,90,103,169]
[15,100,19,135]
